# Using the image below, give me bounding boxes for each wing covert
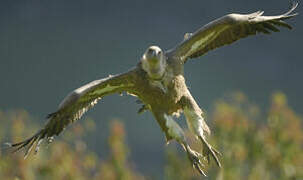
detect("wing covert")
[7,68,138,157]
[168,2,298,63]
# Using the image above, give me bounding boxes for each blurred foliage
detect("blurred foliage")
[164,92,303,180]
[0,112,144,180]
[0,92,302,179]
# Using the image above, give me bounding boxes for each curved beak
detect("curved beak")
[146,49,157,58]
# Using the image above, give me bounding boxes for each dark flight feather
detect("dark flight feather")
[6,70,137,157]
[169,2,298,63]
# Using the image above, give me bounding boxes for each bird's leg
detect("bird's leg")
[181,95,222,167]
[199,136,222,167]
[182,143,207,176]
[168,117,207,176]
[155,112,207,176]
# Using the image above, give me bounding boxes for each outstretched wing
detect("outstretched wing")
[7,68,138,158]
[168,2,298,63]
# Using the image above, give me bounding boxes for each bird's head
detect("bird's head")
[141,46,166,80]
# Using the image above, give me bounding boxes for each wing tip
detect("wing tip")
[284,1,299,16]
[4,142,12,147]
[290,1,299,11]
[5,130,46,158]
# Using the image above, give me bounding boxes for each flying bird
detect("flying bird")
[7,2,298,176]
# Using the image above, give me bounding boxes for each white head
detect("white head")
[141,46,166,80]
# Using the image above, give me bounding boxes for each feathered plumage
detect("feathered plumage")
[7,2,298,176]
[170,2,298,63]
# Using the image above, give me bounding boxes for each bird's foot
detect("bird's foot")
[185,146,207,176]
[199,136,222,167]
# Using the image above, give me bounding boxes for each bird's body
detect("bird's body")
[137,59,184,115]
[7,2,298,176]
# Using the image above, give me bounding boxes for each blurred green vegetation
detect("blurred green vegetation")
[0,92,302,180]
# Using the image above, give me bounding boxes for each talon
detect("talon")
[212,146,222,157]
[185,146,207,176]
[194,163,207,177]
[199,136,222,168]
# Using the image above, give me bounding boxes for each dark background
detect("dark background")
[0,0,301,177]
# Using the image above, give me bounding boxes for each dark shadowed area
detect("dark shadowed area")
[0,0,302,177]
